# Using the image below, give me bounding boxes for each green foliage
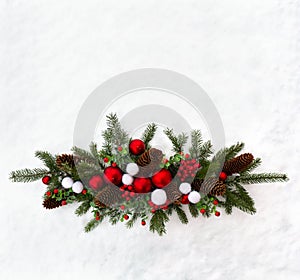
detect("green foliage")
[240,158,262,174]
[9,168,49,183]
[141,123,157,149]
[75,201,91,216]
[173,204,189,224]
[189,130,203,158]
[188,203,200,218]
[35,151,59,171]
[125,213,140,229]
[237,173,289,184]
[224,142,245,160]
[164,128,188,153]
[150,209,170,236]
[84,218,102,232]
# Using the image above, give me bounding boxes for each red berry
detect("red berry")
[53,189,58,194]
[219,172,227,181]
[162,205,168,210]
[126,197,130,201]
[120,205,125,210]
[61,200,67,206]
[46,191,51,197]
[130,192,135,197]
[82,189,87,195]
[141,220,146,226]
[103,157,109,163]
[89,175,104,190]
[95,216,100,221]
[127,185,133,191]
[215,211,221,217]
[129,139,146,155]
[117,146,123,151]
[124,214,129,220]
[152,169,172,188]
[181,194,189,204]
[213,199,219,205]
[111,162,117,167]
[185,154,190,159]
[151,209,156,213]
[42,176,51,185]
[200,208,206,214]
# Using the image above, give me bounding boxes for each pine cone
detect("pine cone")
[165,182,182,202]
[191,179,204,191]
[223,153,254,175]
[136,148,163,176]
[200,178,226,196]
[43,198,61,209]
[56,154,75,169]
[94,185,122,207]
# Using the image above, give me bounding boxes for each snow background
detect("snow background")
[0,1,299,279]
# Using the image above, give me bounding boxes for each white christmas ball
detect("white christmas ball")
[61,177,73,189]
[72,181,84,194]
[126,163,139,176]
[122,174,134,185]
[151,189,167,206]
[179,182,191,194]
[188,191,201,204]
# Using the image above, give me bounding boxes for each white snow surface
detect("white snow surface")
[0,1,299,279]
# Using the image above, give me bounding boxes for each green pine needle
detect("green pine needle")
[141,123,157,148]
[9,168,49,183]
[150,209,169,236]
[237,173,289,184]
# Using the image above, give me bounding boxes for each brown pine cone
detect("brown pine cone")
[200,178,226,196]
[94,185,122,207]
[136,148,163,176]
[191,179,204,192]
[164,182,182,202]
[223,153,254,175]
[56,154,75,169]
[43,198,61,209]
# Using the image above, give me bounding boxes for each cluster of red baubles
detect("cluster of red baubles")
[177,156,201,182]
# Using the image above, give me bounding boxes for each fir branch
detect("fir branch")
[71,146,96,162]
[164,128,188,153]
[188,203,200,218]
[189,130,203,159]
[126,212,140,229]
[199,140,213,161]
[225,142,245,160]
[150,209,169,236]
[237,173,289,184]
[108,209,123,225]
[75,201,91,216]
[174,204,189,224]
[9,168,49,183]
[84,218,102,233]
[141,123,157,148]
[240,158,262,174]
[35,151,59,171]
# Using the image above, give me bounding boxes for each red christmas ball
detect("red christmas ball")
[152,169,172,188]
[215,211,221,217]
[129,139,146,155]
[104,166,123,186]
[133,177,152,193]
[124,214,129,220]
[42,176,51,185]
[89,175,104,190]
[82,189,87,195]
[103,157,109,163]
[219,172,228,181]
[141,220,146,226]
[181,194,190,204]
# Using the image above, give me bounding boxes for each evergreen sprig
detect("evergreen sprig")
[141,123,157,149]
[173,204,189,224]
[35,151,59,171]
[9,168,49,183]
[237,173,288,184]
[150,209,170,236]
[75,201,92,216]
[225,142,245,160]
[164,128,188,153]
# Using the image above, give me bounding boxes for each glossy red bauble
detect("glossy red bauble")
[133,177,152,193]
[152,169,172,188]
[129,139,146,155]
[89,175,104,190]
[104,166,123,186]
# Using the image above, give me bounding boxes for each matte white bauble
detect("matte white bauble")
[122,174,134,185]
[61,177,73,189]
[188,191,201,204]
[126,163,139,176]
[151,189,167,206]
[179,182,191,194]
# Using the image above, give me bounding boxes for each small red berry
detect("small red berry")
[46,191,51,197]
[141,220,146,226]
[200,208,206,214]
[120,205,125,210]
[127,185,133,191]
[61,200,67,206]
[82,189,87,195]
[124,214,129,220]
[95,216,100,221]
[53,189,58,194]
[185,154,190,159]
[42,176,51,185]
[117,146,123,151]
[181,194,189,204]
[151,209,156,213]
[162,205,168,210]
[219,172,227,181]
[111,162,117,167]
[103,157,109,163]
[215,211,221,217]
[213,199,219,205]
[130,192,135,197]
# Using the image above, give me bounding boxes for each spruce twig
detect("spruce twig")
[237,173,288,184]
[164,128,188,153]
[141,123,157,149]
[150,209,169,236]
[9,168,49,183]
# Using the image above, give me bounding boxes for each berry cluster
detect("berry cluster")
[120,185,136,201]
[177,155,201,182]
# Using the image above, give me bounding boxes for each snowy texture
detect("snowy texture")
[0,1,299,280]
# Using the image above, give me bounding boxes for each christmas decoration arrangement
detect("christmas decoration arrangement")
[10,113,288,235]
